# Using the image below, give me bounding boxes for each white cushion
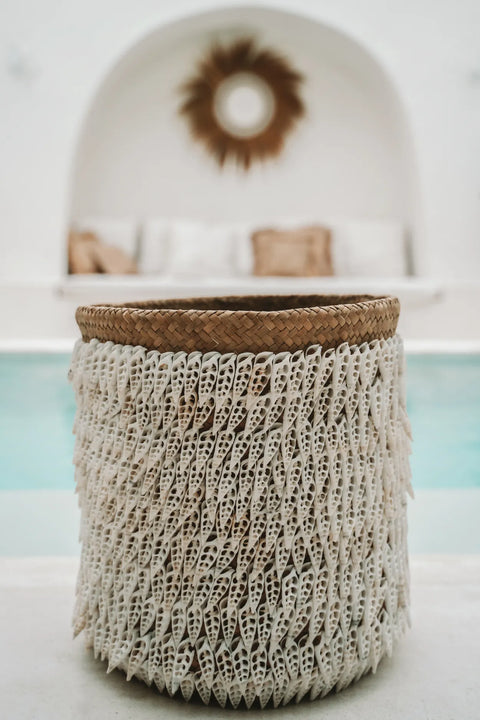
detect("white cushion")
[232,222,255,276]
[74,217,138,258]
[166,220,237,277]
[331,221,407,276]
[139,218,171,274]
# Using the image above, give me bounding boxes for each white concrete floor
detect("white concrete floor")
[1,556,479,720]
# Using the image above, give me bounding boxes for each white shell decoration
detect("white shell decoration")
[70,335,412,707]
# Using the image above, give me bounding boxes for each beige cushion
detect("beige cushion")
[75,217,138,258]
[68,230,99,274]
[91,242,137,275]
[68,229,137,275]
[252,226,333,277]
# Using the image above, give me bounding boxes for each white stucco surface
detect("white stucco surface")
[1,0,480,280]
[1,1,480,341]
[71,9,414,237]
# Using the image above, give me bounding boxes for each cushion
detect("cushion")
[331,221,406,276]
[232,222,256,276]
[74,217,139,259]
[91,242,137,275]
[68,230,99,274]
[139,219,171,274]
[68,229,137,274]
[234,217,322,276]
[251,226,333,277]
[166,220,236,277]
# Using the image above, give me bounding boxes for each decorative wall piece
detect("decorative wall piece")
[179,38,305,169]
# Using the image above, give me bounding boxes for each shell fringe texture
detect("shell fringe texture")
[69,335,412,708]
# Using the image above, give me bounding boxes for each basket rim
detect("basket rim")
[77,293,393,316]
[75,293,400,354]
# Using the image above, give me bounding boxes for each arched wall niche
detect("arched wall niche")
[69,5,421,271]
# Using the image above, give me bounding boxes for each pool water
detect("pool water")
[407,355,480,490]
[0,353,479,491]
[0,355,76,491]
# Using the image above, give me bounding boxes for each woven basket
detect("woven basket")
[70,294,412,708]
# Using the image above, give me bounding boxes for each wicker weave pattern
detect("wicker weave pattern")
[70,334,411,708]
[75,294,400,354]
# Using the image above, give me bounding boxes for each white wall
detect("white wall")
[0,0,479,281]
[71,10,413,240]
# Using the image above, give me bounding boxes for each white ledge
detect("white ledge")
[2,339,480,355]
[0,338,76,353]
[404,339,480,354]
[56,275,444,302]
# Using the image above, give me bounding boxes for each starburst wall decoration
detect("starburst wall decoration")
[179,38,305,170]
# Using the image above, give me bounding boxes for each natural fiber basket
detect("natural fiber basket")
[70,294,412,708]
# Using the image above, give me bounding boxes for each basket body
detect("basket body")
[70,295,411,708]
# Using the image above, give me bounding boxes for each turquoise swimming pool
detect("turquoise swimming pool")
[0,353,479,491]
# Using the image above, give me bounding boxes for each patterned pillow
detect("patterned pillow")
[251,226,333,276]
